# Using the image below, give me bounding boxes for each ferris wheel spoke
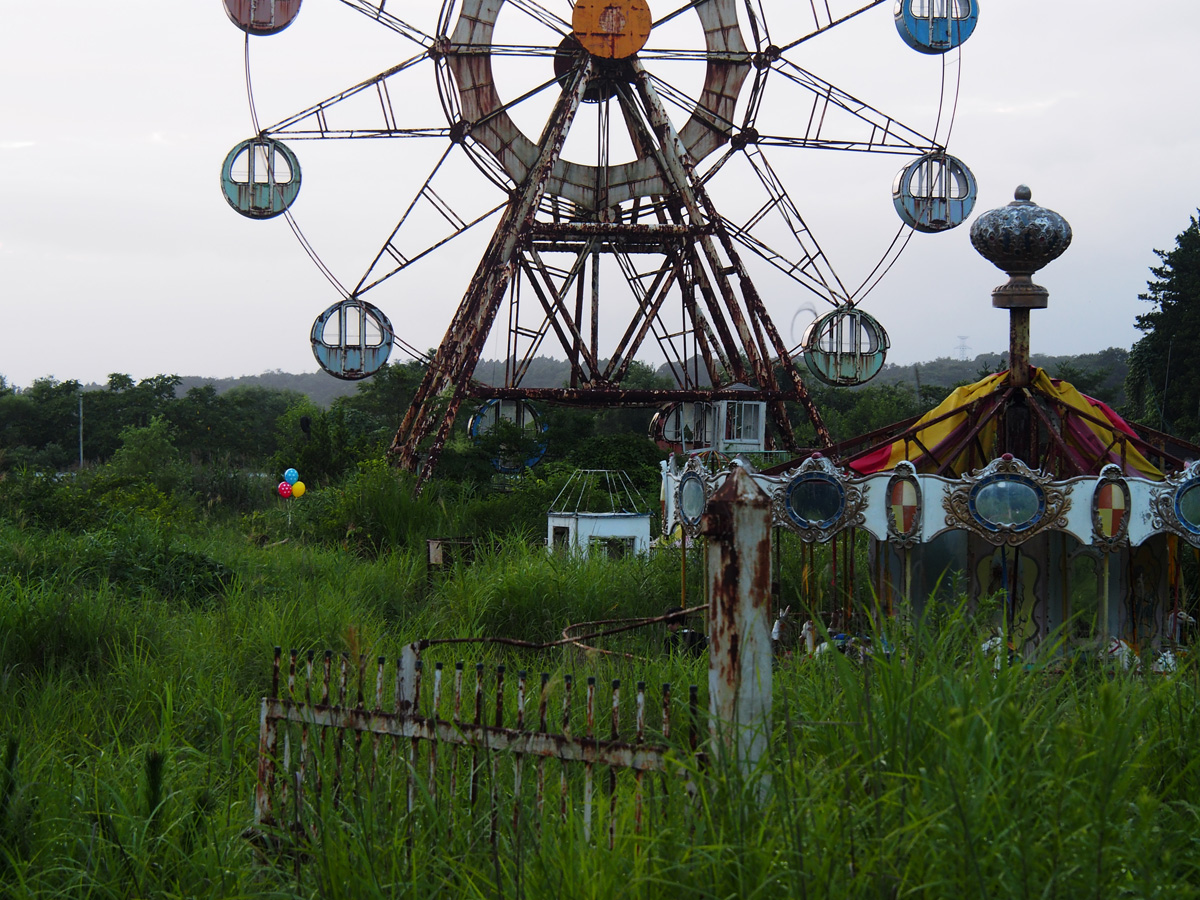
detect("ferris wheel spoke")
[505,0,571,38]
[652,0,710,30]
[720,211,844,303]
[758,59,941,154]
[596,98,610,207]
[469,43,561,58]
[521,248,601,379]
[775,0,888,53]
[639,48,747,63]
[722,217,842,305]
[356,146,508,295]
[335,0,436,48]
[739,0,771,52]
[470,71,572,132]
[642,71,738,140]
[739,143,849,298]
[605,252,682,382]
[263,52,449,139]
[736,55,770,130]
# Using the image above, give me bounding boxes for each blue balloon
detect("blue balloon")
[284,467,299,485]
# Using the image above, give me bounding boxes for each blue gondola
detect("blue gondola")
[311,298,394,380]
[894,0,979,54]
[221,138,302,220]
[892,152,977,233]
[802,307,890,387]
[468,399,547,473]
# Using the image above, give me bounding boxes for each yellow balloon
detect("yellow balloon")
[292,481,306,498]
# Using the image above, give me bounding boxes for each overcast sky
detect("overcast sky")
[2,0,1198,390]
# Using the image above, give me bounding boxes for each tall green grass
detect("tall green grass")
[5,491,1200,897]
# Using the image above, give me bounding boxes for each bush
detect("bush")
[109,416,187,495]
[0,516,233,607]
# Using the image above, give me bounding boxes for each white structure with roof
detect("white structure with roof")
[547,470,651,558]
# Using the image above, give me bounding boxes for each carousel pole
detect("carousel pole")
[681,534,687,609]
[1101,553,1111,649]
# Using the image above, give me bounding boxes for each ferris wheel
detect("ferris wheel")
[221,0,980,483]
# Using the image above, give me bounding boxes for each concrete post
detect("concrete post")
[700,465,773,775]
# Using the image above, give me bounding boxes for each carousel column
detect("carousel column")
[970,186,1072,457]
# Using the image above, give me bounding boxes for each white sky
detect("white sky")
[2,0,1198,390]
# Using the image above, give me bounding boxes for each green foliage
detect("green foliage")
[0,372,310,474]
[1127,212,1200,438]
[109,416,184,491]
[0,376,82,471]
[0,517,232,611]
[425,539,679,642]
[268,460,614,554]
[561,433,667,491]
[338,359,425,428]
[270,401,390,488]
[793,381,943,445]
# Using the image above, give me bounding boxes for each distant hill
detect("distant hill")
[156,348,1130,409]
[174,371,361,408]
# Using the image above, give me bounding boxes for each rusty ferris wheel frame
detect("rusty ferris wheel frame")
[234,0,973,489]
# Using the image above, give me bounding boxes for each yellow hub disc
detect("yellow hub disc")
[571,0,652,60]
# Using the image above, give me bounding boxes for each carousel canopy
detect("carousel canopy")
[845,367,1167,480]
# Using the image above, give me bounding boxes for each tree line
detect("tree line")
[1,347,1134,489]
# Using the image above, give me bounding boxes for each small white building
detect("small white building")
[547,511,651,558]
[547,469,651,558]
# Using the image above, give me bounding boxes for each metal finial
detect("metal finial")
[969,185,1072,310]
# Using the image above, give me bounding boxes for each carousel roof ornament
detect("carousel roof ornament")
[969,184,1073,311]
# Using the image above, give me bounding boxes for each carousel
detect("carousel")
[663,187,1200,661]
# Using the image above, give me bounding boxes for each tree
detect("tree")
[0,378,82,470]
[340,360,426,429]
[109,415,184,492]
[1126,213,1200,438]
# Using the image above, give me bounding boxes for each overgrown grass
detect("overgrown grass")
[5,468,1200,897]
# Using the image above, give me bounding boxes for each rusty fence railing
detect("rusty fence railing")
[256,466,775,853]
[255,647,703,849]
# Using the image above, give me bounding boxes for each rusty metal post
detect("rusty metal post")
[700,465,772,778]
[397,642,420,714]
[1008,307,1031,388]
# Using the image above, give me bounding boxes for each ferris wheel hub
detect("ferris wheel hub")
[552,37,634,102]
[570,0,652,60]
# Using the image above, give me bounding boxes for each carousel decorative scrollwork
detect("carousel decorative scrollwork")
[1149,460,1200,547]
[885,460,922,548]
[1092,463,1131,550]
[942,455,1072,546]
[771,454,866,544]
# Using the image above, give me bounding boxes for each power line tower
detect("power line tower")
[955,335,972,361]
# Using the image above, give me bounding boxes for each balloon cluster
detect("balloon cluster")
[278,467,306,499]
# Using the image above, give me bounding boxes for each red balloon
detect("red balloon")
[278,481,293,498]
